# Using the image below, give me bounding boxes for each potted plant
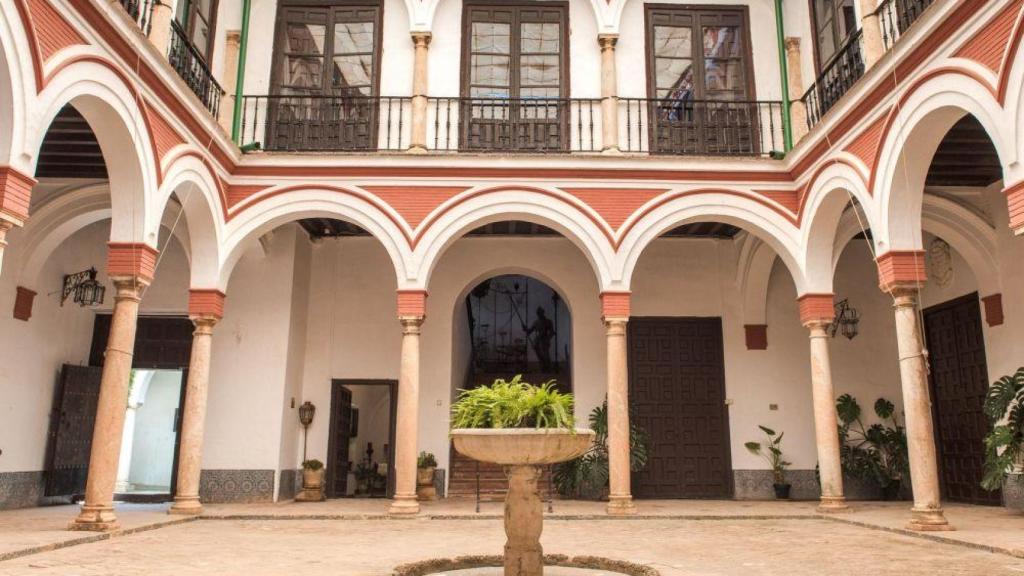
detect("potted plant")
[296,459,325,502]
[982,367,1024,507]
[416,451,438,500]
[552,399,649,500]
[450,375,595,575]
[745,425,792,499]
[836,394,909,500]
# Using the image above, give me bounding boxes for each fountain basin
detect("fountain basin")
[450,428,596,465]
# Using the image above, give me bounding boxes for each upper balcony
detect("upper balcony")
[106,0,939,158]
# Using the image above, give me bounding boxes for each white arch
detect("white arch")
[411,187,616,293]
[874,73,1011,252]
[31,55,157,245]
[615,189,808,293]
[218,188,412,291]
[736,235,778,326]
[832,194,1001,295]
[155,153,225,288]
[0,0,33,170]
[800,162,878,293]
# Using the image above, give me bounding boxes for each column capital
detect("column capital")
[188,289,226,322]
[600,291,630,322]
[1003,180,1024,234]
[798,293,835,327]
[876,250,926,294]
[597,33,618,50]
[0,165,36,226]
[107,243,159,285]
[110,276,149,300]
[411,31,432,47]
[784,36,801,53]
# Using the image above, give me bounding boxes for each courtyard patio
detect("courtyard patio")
[1,500,1022,575]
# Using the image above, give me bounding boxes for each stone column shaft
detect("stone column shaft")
[147,0,175,57]
[390,313,424,515]
[859,0,885,69]
[784,38,808,142]
[170,317,218,515]
[0,221,13,277]
[70,278,147,531]
[807,322,848,512]
[598,34,619,153]
[409,32,432,152]
[603,291,634,515]
[891,289,952,531]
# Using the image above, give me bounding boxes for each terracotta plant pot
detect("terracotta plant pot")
[451,428,595,576]
[303,468,324,490]
[417,467,437,500]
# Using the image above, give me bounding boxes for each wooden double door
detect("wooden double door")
[628,317,732,499]
[923,293,1001,506]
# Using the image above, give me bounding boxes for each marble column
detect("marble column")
[806,321,848,512]
[170,311,220,515]
[390,291,426,515]
[598,34,619,153]
[859,0,885,69]
[409,32,432,153]
[70,277,147,531]
[0,220,13,277]
[147,0,175,57]
[891,287,952,531]
[602,293,635,515]
[785,38,808,142]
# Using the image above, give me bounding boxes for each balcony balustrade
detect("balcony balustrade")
[118,0,154,35]
[802,30,866,130]
[876,0,936,50]
[238,95,784,157]
[167,20,224,118]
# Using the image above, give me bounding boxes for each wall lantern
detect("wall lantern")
[60,267,105,307]
[830,299,861,340]
[298,401,316,461]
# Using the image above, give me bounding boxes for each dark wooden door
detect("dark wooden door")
[645,6,756,155]
[628,317,731,498]
[461,2,568,152]
[923,293,1001,505]
[327,383,353,498]
[45,365,103,497]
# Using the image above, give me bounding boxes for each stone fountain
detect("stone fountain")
[450,428,596,576]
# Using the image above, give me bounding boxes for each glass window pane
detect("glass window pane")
[190,19,210,53]
[471,55,510,86]
[818,29,836,62]
[470,86,510,99]
[654,26,692,58]
[520,55,559,86]
[284,56,323,88]
[655,57,693,92]
[704,59,744,94]
[521,23,560,53]
[332,54,373,89]
[287,24,327,55]
[703,27,741,59]
[334,21,375,54]
[472,22,511,54]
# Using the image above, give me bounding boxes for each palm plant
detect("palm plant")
[552,400,649,500]
[450,375,575,429]
[982,367,1024,490]
[836,394,909,496]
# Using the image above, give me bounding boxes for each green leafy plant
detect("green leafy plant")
[552,400,649,500]
[745,425,790,485]
[836,394,909,496]
[417,451,438,469]
[981,367,1024,490]
[450,375,575,429]
[302,459,324,471]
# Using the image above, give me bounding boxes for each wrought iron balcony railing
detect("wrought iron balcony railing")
[238,95,784,157]
[167,20,224,118]
[118,0,155,34]
[876,0,936,50]
[802,29,866,130]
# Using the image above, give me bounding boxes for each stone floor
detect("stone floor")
[0,499,1022,575]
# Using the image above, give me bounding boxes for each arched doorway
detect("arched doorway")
[461,274,572,393]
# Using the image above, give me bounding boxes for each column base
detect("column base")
[606,495,636,516]
[601,146,622,155]
[388,494,420,516]
[816,496,850,513]
[907,507,955,531]
[406,146,428,155]
[168,496,203,515]
[69,505,120,532]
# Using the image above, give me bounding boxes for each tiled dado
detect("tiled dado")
[0,471,45,510]
[732,470,821,501]
[199,469,274,503]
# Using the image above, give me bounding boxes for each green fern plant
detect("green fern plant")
[982,367,1024,490]
[450,375,575,429]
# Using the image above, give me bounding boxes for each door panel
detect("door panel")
[45,365,103,497]
[924,293,1001,505]
[628,318,731,499]
[327,383,353,498]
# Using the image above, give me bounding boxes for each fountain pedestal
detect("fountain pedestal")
[451,428,595,576]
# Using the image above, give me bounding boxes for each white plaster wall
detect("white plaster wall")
[0,220,189,474]
[276,232,311,483]
[127,370,183,488]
